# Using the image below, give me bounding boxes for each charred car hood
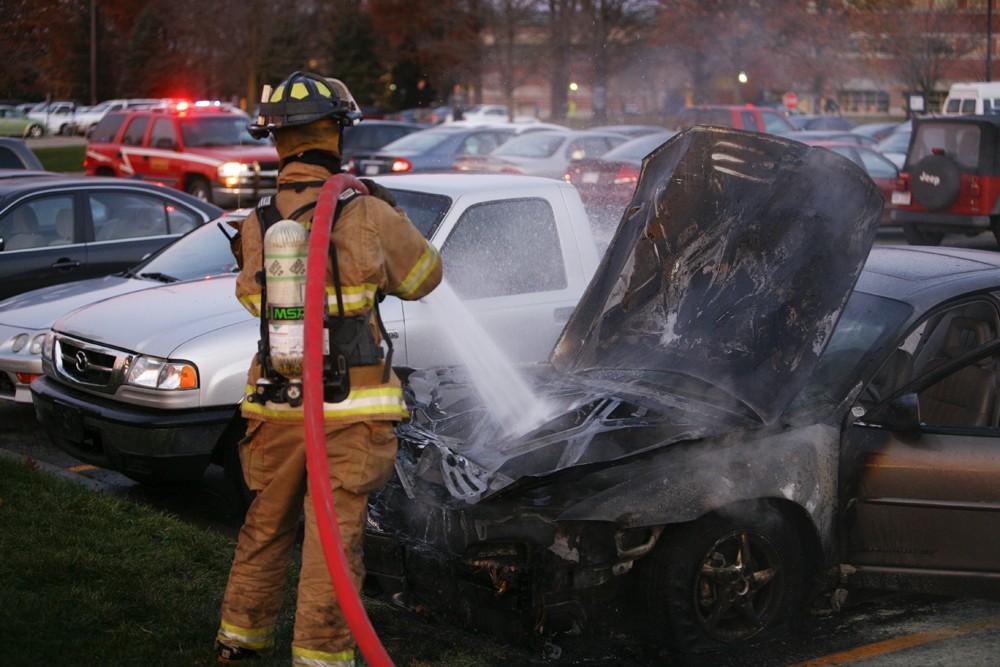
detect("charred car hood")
[551,127,883,424]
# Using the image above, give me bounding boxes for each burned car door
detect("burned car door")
[844,296,1000,580]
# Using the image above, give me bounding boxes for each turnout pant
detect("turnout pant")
[217,419,397,666]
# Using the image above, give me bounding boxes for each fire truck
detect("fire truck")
[84,101,279,208]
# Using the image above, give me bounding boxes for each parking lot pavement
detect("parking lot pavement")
[25,136,87,149]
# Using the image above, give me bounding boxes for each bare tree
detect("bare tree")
[486,0,541,121]
[580,0,648,123]
[548,0,577,121]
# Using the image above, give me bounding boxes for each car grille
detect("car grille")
[54,335,128,393]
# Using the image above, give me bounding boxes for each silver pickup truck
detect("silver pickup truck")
[31,174,601,487]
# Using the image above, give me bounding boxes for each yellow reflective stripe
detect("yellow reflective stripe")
[292,646,355,666]
[325,284,377,315]
[397,244,440,299]
[239,293,261,317]
[217,620,274,650]
[242,385,409,421]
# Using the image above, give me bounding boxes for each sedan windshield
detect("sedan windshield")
[180,117,268,147]
[132,218,238,281]
[493,133,567,158]
[381,130,455,154]
[602,133,675,162]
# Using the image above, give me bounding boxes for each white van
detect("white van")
[942,82,1000,115]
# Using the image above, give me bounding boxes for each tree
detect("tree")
[580,0,648,122]
[485,0,540,120]
[547,0,577,121]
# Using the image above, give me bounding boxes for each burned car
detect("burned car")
[365,127,1000,650]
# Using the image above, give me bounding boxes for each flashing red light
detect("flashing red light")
[390,158,412,173]
[613,164,640,185]
[175,101,190,112]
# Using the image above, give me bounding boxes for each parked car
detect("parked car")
[0,106,45,138]
[84,104,278,208]
[467,130,628,179]
[563,131,675,236]
[876,121,912,168]
[800,142,899,225]
[28,101,78,136]
[674,105,795,135]
[31,175,601,488]
[341,120,425,165]
[0,140,44,170]
[853,121,901,143]
[0,173,221,300]
[70,98,161,136]
[788,114,854,131]
[363,129,1000,652]
[348,126,517,175]
[0,210,246,403]
[890,116,1000,245]
[587,124,668,137]
[792,130,877,148]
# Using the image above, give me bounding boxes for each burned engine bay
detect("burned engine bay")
[365,127,884,641]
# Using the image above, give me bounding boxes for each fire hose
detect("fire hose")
[302,174,395,667]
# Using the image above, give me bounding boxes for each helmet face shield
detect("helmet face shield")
[249,71,363,139]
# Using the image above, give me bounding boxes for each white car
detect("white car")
[28,102,78,136]
[72,99,162,136]
[31,175,602,485]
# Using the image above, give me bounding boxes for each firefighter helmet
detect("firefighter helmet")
[249,71,362,139]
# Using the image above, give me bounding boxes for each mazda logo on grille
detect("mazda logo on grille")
[74,350,89,373]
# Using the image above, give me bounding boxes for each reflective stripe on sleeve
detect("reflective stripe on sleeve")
[241,385,409,421]
[291,646,355,667]
[396,244,441,299]
[325,284,377,315]
[217,620,275,650]
[238,293,262,316]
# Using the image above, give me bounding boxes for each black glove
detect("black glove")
[359,178,397,208]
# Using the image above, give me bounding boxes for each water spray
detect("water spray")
[303,174,394,667]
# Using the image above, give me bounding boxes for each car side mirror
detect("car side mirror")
[865,393,922,434]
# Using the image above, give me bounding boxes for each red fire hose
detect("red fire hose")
[303,174,395,667]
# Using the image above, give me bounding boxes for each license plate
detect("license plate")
[891,191,911,206]
[51,401,83,440]
[582,172,600,184]
[364,164,380,176]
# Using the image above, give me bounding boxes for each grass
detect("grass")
[0,457,513,667]
[32,145,86,172]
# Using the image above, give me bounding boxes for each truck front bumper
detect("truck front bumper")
[31,375,236,480]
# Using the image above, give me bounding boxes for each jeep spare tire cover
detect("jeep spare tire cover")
[911,155,961,210]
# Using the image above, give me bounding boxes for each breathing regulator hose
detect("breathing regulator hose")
[303,174,395,667]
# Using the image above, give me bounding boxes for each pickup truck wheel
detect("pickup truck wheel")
[638,507,804,652]
[185,177,212,203]
[26,124,43,138]
[902,223,943,246]
[221,417,255,518]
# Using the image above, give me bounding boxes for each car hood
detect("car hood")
[550,127,883,424]
[53,275,251,357]
[0,276,147,330]
[185,145,279,164]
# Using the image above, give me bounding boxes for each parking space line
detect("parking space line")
[789,615,1000,666]
[67,464,97,473]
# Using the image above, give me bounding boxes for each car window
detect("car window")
[121,116,149,146]
[135,217,237,279]
[908,122,981,170]
[386,189,451,238]
[442,198,566,299]
[0,147,24,169]
[150,118,178,150]
[858,149,898,179]
[89,191,169,241]
[945,99,961,113]
[494,133,566,157]
[381,130,455,153]
[566,136,611,160]
[961,99,976,113]
[741,111,760,132]
[459,132,499,156]
[762,111,793,134]
[91,113,126,143]
[166,203,200,234]
[0,195,76,250]
[179,116,268,147]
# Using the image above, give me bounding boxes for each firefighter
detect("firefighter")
[215,72,442,666]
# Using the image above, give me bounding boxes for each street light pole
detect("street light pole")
[989,0,994,82]
[89,0,97,104]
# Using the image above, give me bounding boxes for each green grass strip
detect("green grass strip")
[32,145,87,172]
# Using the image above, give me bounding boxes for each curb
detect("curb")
[0,448,110,493]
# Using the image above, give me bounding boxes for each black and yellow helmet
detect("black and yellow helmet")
[248,71,362,139]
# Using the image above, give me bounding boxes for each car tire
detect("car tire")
[902,223,944,246]
[638,506,805,652]
[26,124,43,138]
[185,177,213,203]
[58,124,70,136]
[221,416,255,518]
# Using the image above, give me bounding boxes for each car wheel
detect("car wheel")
[221,417,255,518]
[58,123,70,136]
[26,124,43,138]
[185,177,212,203]
[638,506,804,652]
[901,223,944,246]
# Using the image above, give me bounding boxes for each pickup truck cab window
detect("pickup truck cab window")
[442,197,566,299]
[0,194,76,250]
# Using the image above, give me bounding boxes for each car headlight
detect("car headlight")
[42,331,55,359]
[217,161,252,187]
[10,333,29,353]
[29,333,46,355]
[126,355,198,390]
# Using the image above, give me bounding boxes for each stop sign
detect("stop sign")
[782,91,798,110]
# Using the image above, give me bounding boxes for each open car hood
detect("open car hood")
[551,127,884,424]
